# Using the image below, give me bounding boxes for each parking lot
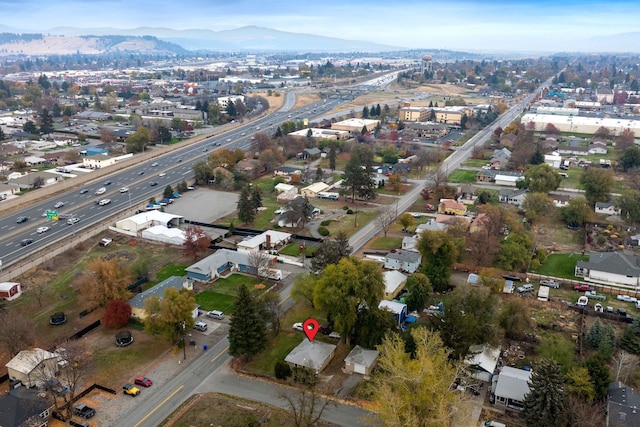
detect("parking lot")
[165,188,239,223]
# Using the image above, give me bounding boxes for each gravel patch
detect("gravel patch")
[164,188,238,223]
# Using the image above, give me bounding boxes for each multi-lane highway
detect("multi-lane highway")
[0,96,345,268]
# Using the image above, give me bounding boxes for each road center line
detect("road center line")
[211,346,229,363]
[133,384,184,427]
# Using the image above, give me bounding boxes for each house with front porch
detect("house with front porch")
[186,249,254,282]
[493,366,532,412]
[575,251,640,288]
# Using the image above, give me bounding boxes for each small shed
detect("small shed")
[0,282,22,301]
[383,270,407,300]
[284,340,336,375]
[344,345,379,375]
[6,348,58,388]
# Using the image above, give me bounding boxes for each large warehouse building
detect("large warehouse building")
[521,113,640,135]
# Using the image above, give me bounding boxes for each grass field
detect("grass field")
[155,263,187,282]
[448,169,479,183]
[195,274,257,312]
[529,253,589,279]
[279,242,316,257]
[367,237,402,250]
[464,159,487,167]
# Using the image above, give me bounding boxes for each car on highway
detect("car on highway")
[151,162,159,167]
[120,187,129,193]
[67,217,80,225]
[20,238,34,246]
[213,142,220,146]
[79,189,88,194]
[54,201,64,208]
[159,172,166,177]
[95,187,106,195]
[36,226,50,234]
[98,199,111,206]
[150,181,158,186]
[134,376,153,387]
[103,180,112,185]
[226,138,232,142]
[176,158,182,163]
[202,147,208,152]
[123,383,140,396]
[138,171,145,175]
[16,216,28,223]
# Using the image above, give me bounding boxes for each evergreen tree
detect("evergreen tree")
[619,322,640,354]
[275,126,283,138]
[362,106,369,119]
[195,100,202,111]
[51,103,61,118]
[237,186,255,224]
[226,100,237,117]
[530,149,544,165]
[328,146,336,171]
[39,108,54,135]
[315,166,323,182]
[375,104,381,116]
[23,120,38,135]
[361,125,368,135]
[585,319,602,348]
[586,354,610,400]
[523,359,565,427]
[0,127,5,141]
[250,187,262,212]
[340,145,376,202]
[228,283,267,359]
[598,325,617,360]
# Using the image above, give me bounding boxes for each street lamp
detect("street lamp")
[181,321,186,360]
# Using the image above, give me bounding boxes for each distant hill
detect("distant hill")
[46,25,403,53]
[0,33,188,56]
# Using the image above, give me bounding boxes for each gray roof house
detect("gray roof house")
[0,386,53,427]
[464,344,501,382]
[343,345,379,375]
[607,381,640,427]
[285,340,336,375]
[575,252,640,288]
[493,366,532,412]
[595,201,621,216]
[127,276,197,320]
[498,188,527,206]
[384,249,422,273]
[186,249,251,282]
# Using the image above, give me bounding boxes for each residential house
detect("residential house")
[6,349,58,388]
[549,193,571,208]
[493,366,532,412]
[275,183,299,203]
[401,235,419,252]
[469,213,491,234]
[575,252,640,288]
[498,189,527,206]
[588,141,608,155]
[300,182,330,198]
[438,199,467,216]
[383,270,407,300]
[274,166,302,180]
[595,201,621,216]
[557,146,589,156]
[343,345,379,375]
[607,381,640,427]
[277,197,320,227]
[378,300,408,327]
[465,344,501,382]
[544,153,562,169]
[0,386,53,427]
[416,219,448,233]
[476,169,498,183]
[300,147,323,160]
[499,133,517,148]
[186,249,253,281]
[0,282,22,301]
[491,147,512,163]
[384,249,422,273]
[456,184,478,204]
[127,276,197,320]
[8,172,61,190]
[23,156,47,166]
[284,340,336,375]
[237,230,292,253]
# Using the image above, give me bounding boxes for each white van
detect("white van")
[206,310,224,320]
[193,321,208,332]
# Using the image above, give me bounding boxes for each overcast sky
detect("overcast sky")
[1,0,639,52]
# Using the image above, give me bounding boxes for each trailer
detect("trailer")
[537,285,550,302]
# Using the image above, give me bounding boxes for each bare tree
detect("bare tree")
[0,311,36,357]
[281,386,333,427]
[375,205,396,238]
[258,291,283,336]
[30,340,92,426]
[248,250,273,280]
[26,278,50,307]
[613,350,638,383]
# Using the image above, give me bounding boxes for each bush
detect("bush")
[320,220,332,226]
[343,205,349,210]
[318,226,330,236]
[346,209,353,214]
[274,360,291,380]
[530,259,540,270]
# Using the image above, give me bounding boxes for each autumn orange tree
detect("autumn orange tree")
[104,299,132,328]
[183,225,210,260]
[80,257,133,307]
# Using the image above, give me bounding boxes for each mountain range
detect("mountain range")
[0,25,402,54]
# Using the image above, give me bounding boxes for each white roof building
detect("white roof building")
[383,270,407,300]
[237,230,292,252]
[344,345,379,375]
[288,128,350,140]
[464,344,501,382]
[494,366,532,410]
[115,211,183,233]
[6,348,58,388]
[522,113,640,135]
[300,182,330,198]
[141,225,187,245]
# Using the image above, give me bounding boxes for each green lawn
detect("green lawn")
[155,263,187,282]
[529,253,588,279]
[464,159,487,167]
[279,242,316,257]
[367,237,402,250]
[195,292,237,313]
[326,210,377,237]
[447,169,478,183]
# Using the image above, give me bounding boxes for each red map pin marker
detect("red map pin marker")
[303,318,319,342]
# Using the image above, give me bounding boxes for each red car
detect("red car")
[425,204,436,211]
[134,376,152,387]
[574,284,591,292]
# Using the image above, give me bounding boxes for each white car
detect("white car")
[617,295,638,303]
[98,199,111,206]
[159,172,166,177]
[95,187,106,196]
[292,323,304,332]
[36,226,50,234]
[54,201,64,209]
[120,187,129,193]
